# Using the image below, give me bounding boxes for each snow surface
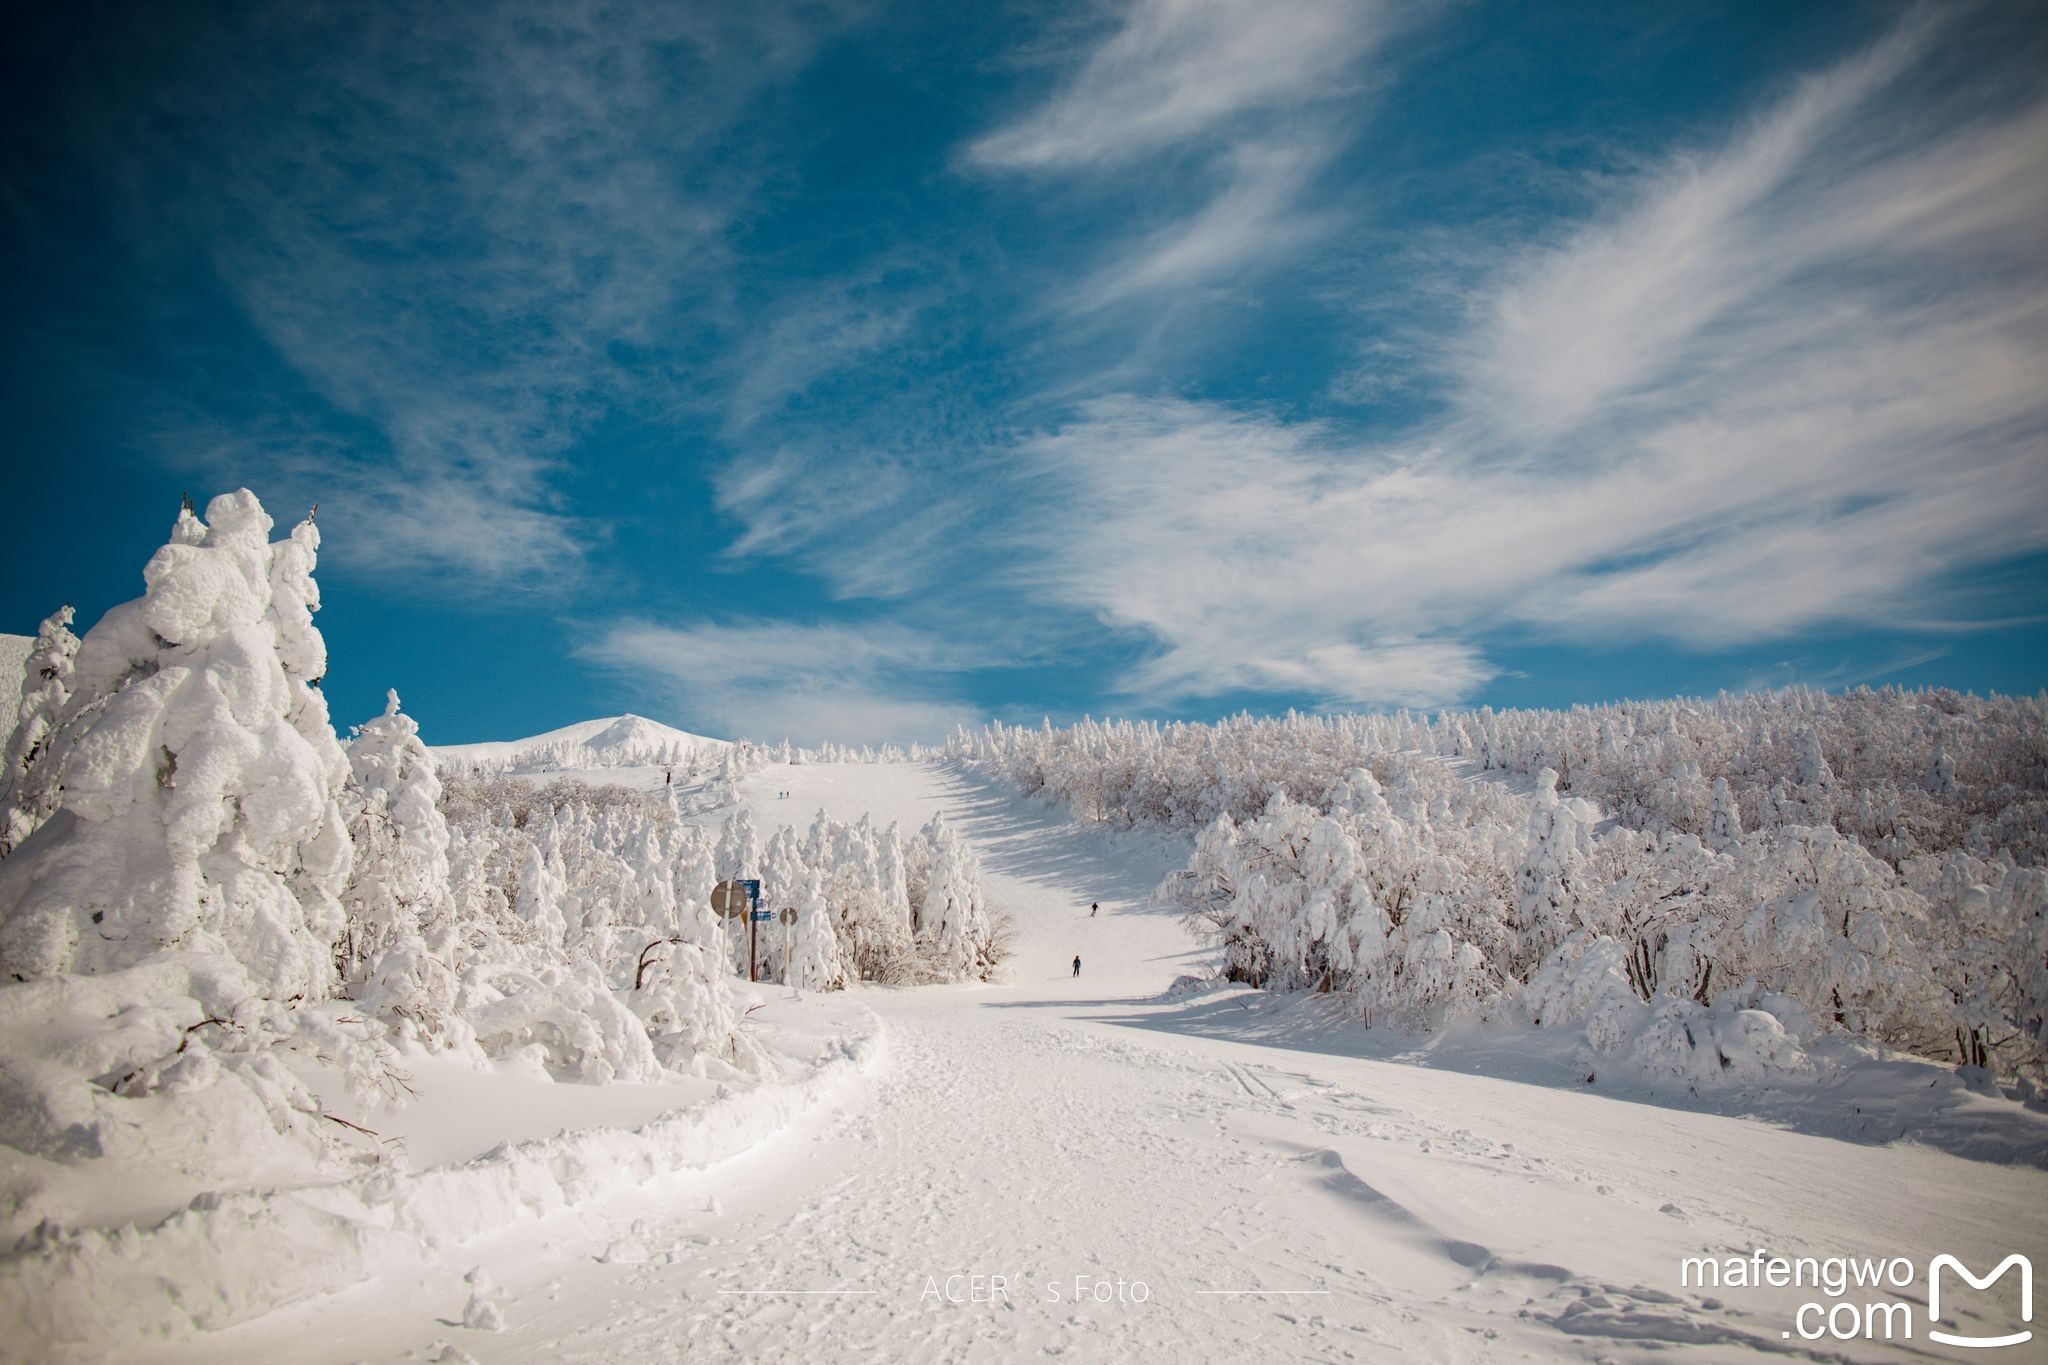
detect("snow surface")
[431,715,729,774]
[0,634,27,737]
[120,759,2046,1364]
[6,990,880,1362]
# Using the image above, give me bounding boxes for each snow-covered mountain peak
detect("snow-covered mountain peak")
[429,713,730,775]
[580,713,690,756]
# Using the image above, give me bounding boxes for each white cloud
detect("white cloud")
[992,13,2048,709]
[968,0,1400,314]
[1730,645,1954,697]
[136,0,861,591]
[1458,10,1941,437]
[967,0,1383,170]
[1015,395,1499,704]
[1069,139,1335,309]
[713,447,985,601]
[722,277,931,432]
[579,618,982,746]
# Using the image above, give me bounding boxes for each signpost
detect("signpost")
[712,879,767,981]
[715,899,801,986]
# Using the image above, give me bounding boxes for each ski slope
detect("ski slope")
[159,761,2045,1363]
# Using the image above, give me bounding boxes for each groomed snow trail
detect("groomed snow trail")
[171,762,2045,1363]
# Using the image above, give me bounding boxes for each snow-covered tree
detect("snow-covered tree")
[341,691,468,1051]
[755,826,808,980]
[917,813,993,981]
[0,605,80,859]
[1736,827,1918,1037]
[877,822,911,935]
[1926,733,1957,798]
[434,774,763,1079]
[714,806,759,881]
[978,686,2047,1080]
[785,868,849,991]
[1706,776,1743,851]
[0,491,351,999]
[515,843,569,953]
[1514,769,1584,974]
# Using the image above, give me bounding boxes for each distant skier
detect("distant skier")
[1073,955,1081,977]
[1090,902,1098,917]
[665,769,673,787]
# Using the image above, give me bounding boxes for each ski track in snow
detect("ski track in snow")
[150,761,2046,1364]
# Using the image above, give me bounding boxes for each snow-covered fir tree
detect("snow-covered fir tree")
[0,604,80,859]
[341,690,468,1052]
[785,867,849,991]
[0,491,351,998]
[917,813,994,981]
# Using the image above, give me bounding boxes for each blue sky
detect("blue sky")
[4,0,2045,746]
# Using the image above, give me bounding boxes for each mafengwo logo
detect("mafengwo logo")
[1928,1254,2032,1350]
[1682,1250,2033,1346]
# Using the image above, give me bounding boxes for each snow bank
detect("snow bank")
[0,1006,883,1363]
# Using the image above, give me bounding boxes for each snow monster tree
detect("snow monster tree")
[0,490,351,997]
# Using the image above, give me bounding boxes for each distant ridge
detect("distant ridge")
[430,713,730,775]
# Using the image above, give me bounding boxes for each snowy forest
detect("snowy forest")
[949,694,2048,1087]
[0,492,1001,1249]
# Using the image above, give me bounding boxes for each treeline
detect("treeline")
[949,692,2047,1084]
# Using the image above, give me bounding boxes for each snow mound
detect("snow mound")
[432,714,729,776]
[0,1006,884,1362]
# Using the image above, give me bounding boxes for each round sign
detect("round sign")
[779,906,797,926]
[711,880,752,918]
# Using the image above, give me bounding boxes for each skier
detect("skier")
[1090,902,1098,917]
[665,769,673,787]
[1072,954,1081,977]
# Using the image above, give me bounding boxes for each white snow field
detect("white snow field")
[131,759,2044,1364]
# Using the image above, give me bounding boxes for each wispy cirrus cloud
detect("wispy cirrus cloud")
[1069,138,1338,311]
[713,443,991,601]
[720,269,938,434]
[969,0,1400,311]
[966,0,1386,171]
[1456,8,1941,438]
[710,1,1410,614]
[1014,395,1499,704]
[94,0,863,591]
[1012,9,2048,708]
[579,618,982,746]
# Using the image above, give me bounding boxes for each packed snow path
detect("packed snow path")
[170,762,2044,1363]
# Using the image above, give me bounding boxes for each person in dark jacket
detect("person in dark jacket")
[1072,955,1081,977]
